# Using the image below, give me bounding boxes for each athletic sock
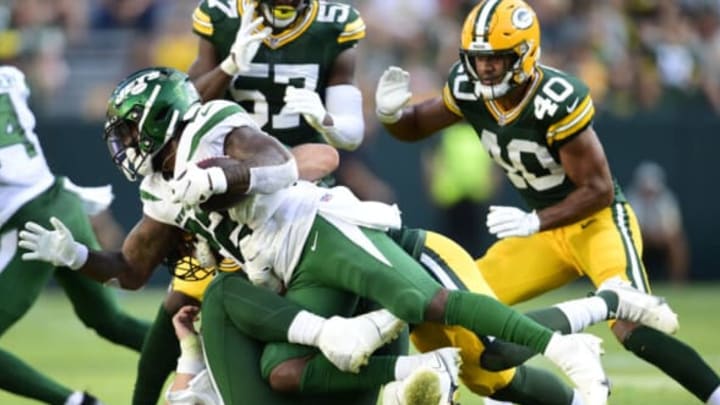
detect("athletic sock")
[490,365,575,405]
[300,355,396,392]
[445,290,552,353]
[706,385,720,404]
[624,325,720,402]
[131,305,178,405]
[288,310,326,346]
[552,296,608,332]
[0,349,71,404]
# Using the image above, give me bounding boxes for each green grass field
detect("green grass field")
[1,282,718,404]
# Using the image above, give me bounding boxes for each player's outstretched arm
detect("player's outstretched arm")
[187,38,233,102]
[375,66,461,142]
[19,215,183,289]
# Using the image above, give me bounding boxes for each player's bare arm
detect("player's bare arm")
[327,47,357,86]
[290,143,339,181]
[536,126,614,230]
[187,38,232,102]
[384,96,461,142]
[218,126,297,195]
[84,216,183,289]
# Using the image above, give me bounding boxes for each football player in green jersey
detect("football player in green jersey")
[20,67,613,405]
[375,0,720,403]
[132,2,368,402]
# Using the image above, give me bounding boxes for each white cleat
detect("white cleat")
[317,309,406,373]
[544,333,610,405]
[598,277,679,334]
[382,347,462,405]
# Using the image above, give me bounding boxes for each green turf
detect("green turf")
[0,282,718,404]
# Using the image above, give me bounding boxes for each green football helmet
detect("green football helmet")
[104,67,200,181]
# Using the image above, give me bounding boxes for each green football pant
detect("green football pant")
[202,272,380,404]
[0,179,149,404]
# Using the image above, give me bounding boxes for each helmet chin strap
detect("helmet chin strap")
[476,70,514,99]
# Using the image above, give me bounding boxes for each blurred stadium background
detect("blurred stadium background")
[2,0,720,403]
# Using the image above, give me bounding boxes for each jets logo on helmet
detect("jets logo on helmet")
[104,67,200,181]
[459,0,540,99]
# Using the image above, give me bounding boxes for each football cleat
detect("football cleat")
[598,277,679,334]
[382,347,462,405]
[544,333,610,405]
[317,309,406,373]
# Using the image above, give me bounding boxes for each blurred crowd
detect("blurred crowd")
[0,0,706,280]
[1,0,720,119]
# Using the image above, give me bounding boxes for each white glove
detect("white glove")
[375,66,412,124]
[18,217,89,270]
[486,205,541,239]
[284,86,328,129]
[220,0,272,75]
[170,162,228,207]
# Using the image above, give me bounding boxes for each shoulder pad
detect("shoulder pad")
[316,1,365,46]
[536,66,594,145]
[192,0,238,37]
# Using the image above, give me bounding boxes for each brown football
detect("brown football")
[196,156,248,212]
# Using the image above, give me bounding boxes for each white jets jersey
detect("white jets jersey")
[0,66,54,227]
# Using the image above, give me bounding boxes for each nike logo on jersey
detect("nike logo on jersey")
[580,218,596,229]
[566,97,580,113]
[310,231,319,251]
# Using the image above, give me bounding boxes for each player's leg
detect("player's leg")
[51,185,148,350]
[296,216,608,403]
[131,253,222,405]
[0,187,96,404]
[201,273,380,405]
[580,203,720,403]
[406,230,580,405]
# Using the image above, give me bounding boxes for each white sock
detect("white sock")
[707,385,720,404]
[287,310,326,346]
[554,296,609,333]
[571,388,584,405]
[394,354,425,380]
[64,391,84,405]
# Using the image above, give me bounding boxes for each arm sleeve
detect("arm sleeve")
[321,84,365,151]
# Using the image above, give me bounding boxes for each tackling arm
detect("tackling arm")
[537,126,614,230]
[84,216,184,289]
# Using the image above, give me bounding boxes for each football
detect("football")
[196,156,248,212]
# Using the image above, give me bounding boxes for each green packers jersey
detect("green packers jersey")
[443,62,624,209]
[192,0,365,146]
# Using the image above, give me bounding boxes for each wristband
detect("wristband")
[70,243,89,270]
[376,108,403,124]
[206,166,228,194]
[220,57,239,76]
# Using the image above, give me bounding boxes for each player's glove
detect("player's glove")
[486,205,540,239]
[170,162,228,207]
[284,86,329,129]
[18,217,89,270]
[375,66,412,124]
[220,0,272,76]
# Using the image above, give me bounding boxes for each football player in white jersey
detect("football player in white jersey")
[18,67,613,405]
[0,65,150,404]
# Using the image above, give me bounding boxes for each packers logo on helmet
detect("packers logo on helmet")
[459,0,540,99]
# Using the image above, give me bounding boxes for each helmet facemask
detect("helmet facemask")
[104,67,199,181]
[259,0,309,30]
[459,0,541,100]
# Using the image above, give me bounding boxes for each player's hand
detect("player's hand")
[18,217,89,270]
[486,205,540,239]
[284,87,329,128]
[375,66,412,124]
[172,305,200,340]
[170,162,227,207]
[220,0,272,75]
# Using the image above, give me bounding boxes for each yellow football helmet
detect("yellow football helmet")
[459,0,541,99]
